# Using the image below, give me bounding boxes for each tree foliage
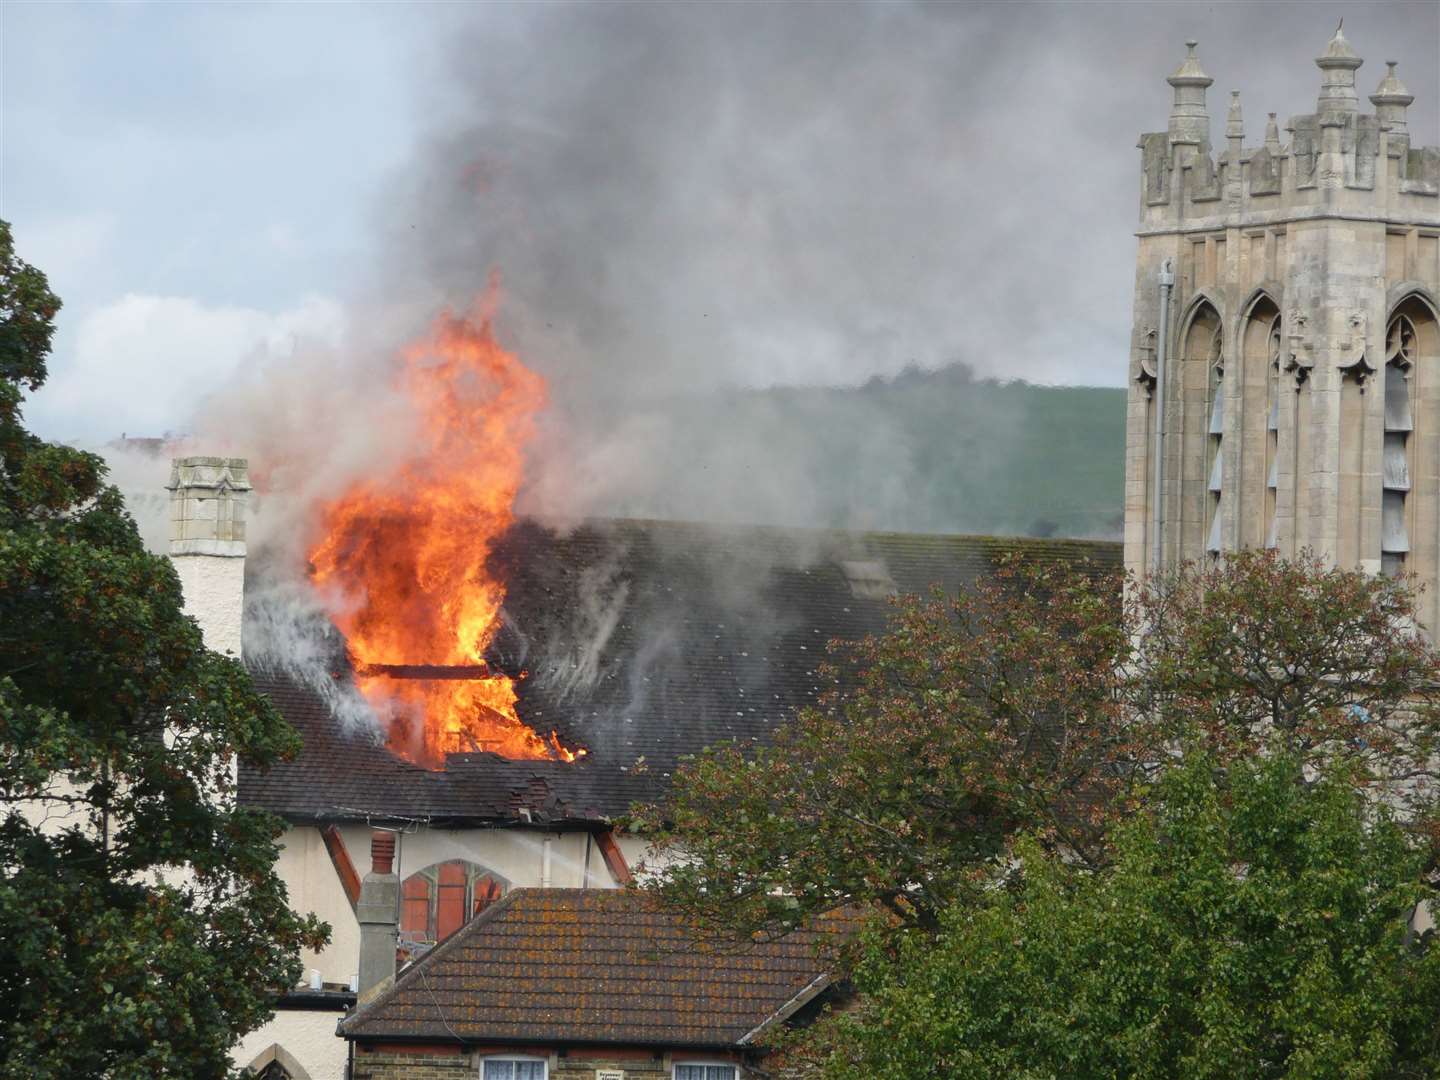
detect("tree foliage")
[821,749,1440,1079]
[632,555,1139,935]
[0,220,327,1079]
[634,550,1440,940]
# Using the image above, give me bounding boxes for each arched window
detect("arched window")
[1173,301,1226,561]
[1202,319,1225,554]
[1265,314,1282,548]
[1240,295,1282,550]
[1383,312,1416,576]
[398,860,505,963]
[244,1046,309,1080]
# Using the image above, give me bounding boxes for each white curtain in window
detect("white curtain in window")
[484,1061,545,1080]
[675,1066,737,1080]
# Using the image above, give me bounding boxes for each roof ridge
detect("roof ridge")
[519,513,1123,547]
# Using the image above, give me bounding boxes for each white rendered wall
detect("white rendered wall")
[231,1008,349,1080]
[281,824,630,987]
[172,553,245,658]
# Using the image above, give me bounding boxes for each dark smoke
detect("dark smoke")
[352,0,1436,529]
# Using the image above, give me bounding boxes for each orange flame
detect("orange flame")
[308,298,582,767]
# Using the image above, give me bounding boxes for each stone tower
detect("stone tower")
[1125,29,1440,623]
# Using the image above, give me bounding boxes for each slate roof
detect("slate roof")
[337,888,852,1047]
[239,517,1122,825]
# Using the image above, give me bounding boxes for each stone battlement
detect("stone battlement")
[1137,34,1440,236]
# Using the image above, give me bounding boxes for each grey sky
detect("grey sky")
[4,1,1437,446]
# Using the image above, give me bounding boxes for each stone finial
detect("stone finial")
[167,456,251,558]
[1316,22,1363,116]
[1371,61,1413,136]
[1264,112,1282,154]
[1167,40,1214,146]
[1226,90,1244,140]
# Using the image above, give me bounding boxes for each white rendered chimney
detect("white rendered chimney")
[166,456,251,658]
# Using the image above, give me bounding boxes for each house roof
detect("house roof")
[239,517,1122,825]
[337,887,853,1048]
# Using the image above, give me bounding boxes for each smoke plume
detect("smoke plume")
[132,1,1439,737]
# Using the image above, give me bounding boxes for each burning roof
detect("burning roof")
[239,517,1122,826]
[307,299,568,766]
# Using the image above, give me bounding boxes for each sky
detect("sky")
[2,0,1437,449]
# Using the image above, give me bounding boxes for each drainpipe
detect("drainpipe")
[541,835,553,888]
[1153,258,1176,578]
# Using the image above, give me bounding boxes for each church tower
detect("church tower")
[1126,28,1440,622]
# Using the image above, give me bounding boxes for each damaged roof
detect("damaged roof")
[239,517,1121,825]
[337,887,852,1048]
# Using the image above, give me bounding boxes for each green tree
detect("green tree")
[0,220,327,1079]
[635,551,1440,940]
[822,748,1440,1079]
[632,555,1139,936]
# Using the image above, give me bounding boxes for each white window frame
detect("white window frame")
[480,1056,548,1080]
[673,1063,740,1080]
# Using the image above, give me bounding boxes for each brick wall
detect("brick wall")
[351,1046,753,1079]
[555,1056,667,1079]
[351,1049,469,1079]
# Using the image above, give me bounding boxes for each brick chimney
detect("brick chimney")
[167,456,251,658]
[356,830,400,1004]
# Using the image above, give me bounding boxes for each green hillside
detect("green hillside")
[599,365,1128,540]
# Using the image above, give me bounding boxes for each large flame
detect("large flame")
[308,298,580,767]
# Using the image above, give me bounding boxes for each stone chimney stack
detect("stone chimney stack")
[356,830,400,1004]
[167,456,251,658]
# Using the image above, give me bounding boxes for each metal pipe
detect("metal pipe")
[1152,258,1176,577]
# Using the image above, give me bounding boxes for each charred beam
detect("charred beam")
[356,663,494,680]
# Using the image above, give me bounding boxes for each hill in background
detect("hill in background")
[579,363,1126,540]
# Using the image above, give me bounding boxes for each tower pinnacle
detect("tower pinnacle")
[1167,40,1214,147]
[1315,23,1363,115]
[1370,60,1414,136]
[1264,112,1282,154]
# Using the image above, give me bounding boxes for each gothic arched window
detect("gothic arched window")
[1383,313,1417,576]
[398,860,505,963]
[1264,313,1282,548]
[1204,320,1225,554]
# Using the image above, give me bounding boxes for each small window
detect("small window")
[483,1059,546,1080]
[675,1066,738,1080]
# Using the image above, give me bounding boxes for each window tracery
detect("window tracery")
[398,860,506,964]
